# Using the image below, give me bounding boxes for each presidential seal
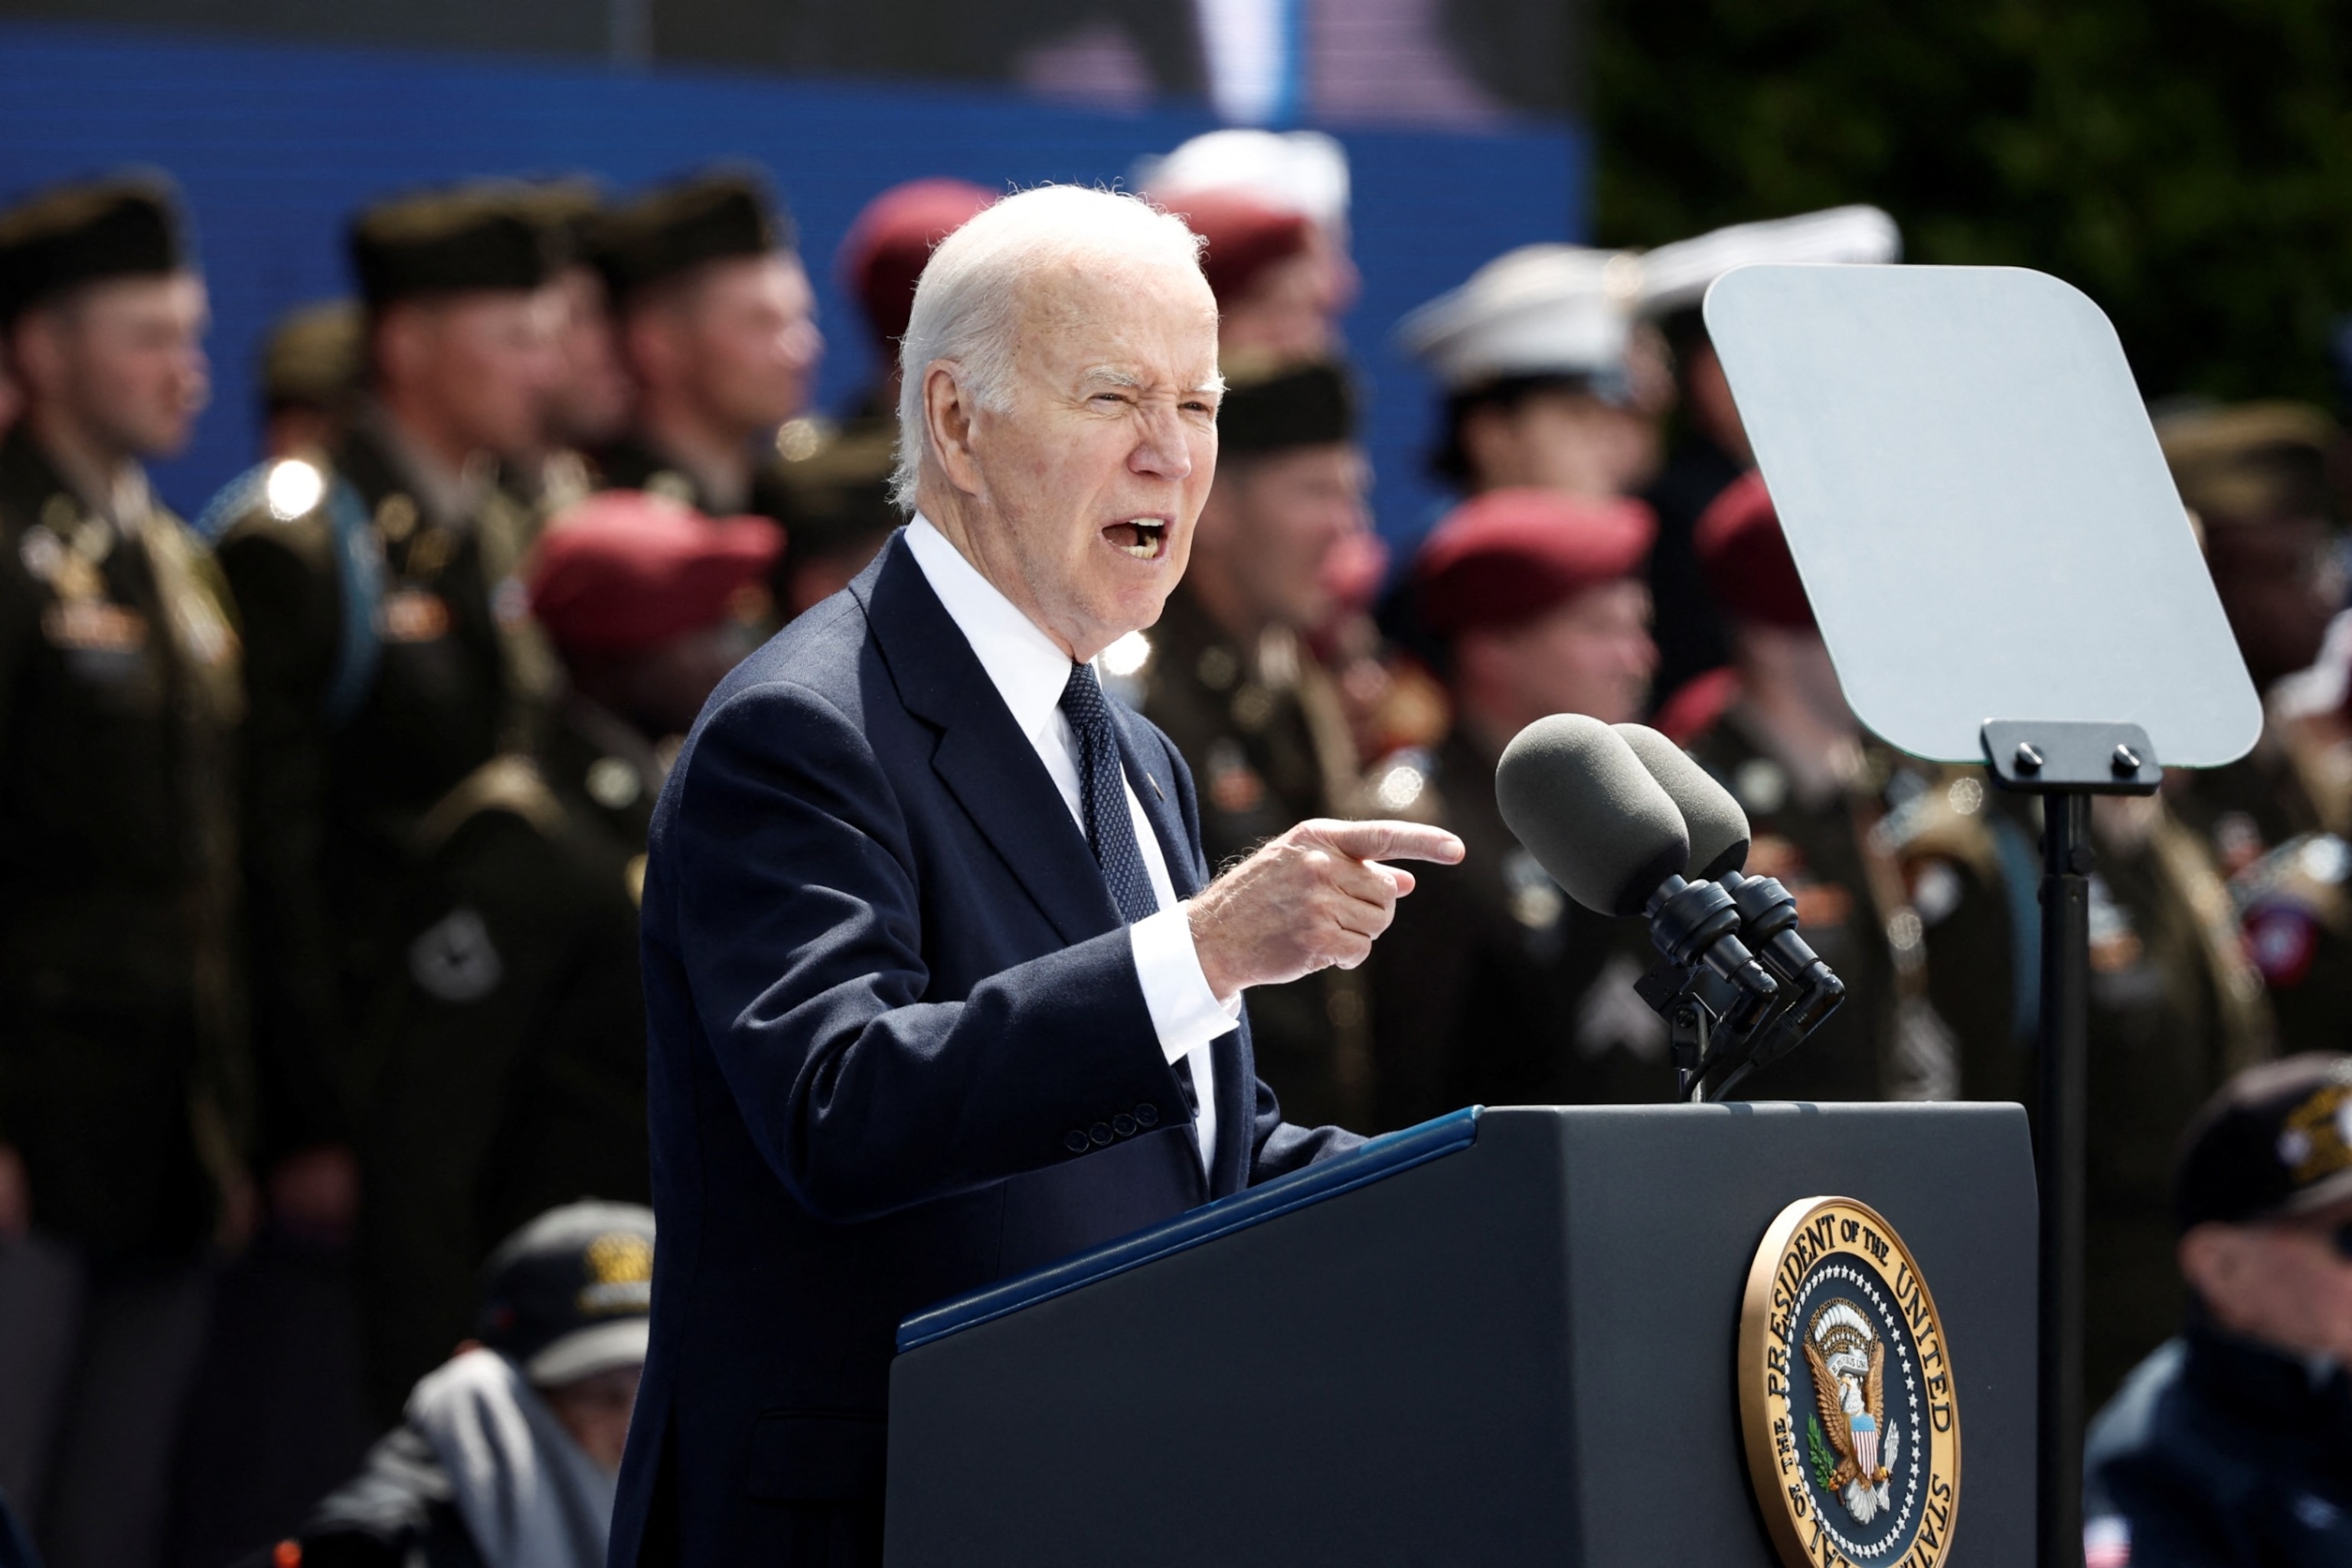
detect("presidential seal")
[1739,1196,1961,1567]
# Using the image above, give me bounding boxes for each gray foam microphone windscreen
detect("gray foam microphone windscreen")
[1613,723,1752,881]
[1494,714,1690,917]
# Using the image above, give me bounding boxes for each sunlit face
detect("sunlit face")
[669,253,822,437]
[384,287,561,461]
[937,258,1222,661]
[1194,441,1369,633]
[1460,577,1657,730]
[15,272,211,459]
[1218,226,1356,363]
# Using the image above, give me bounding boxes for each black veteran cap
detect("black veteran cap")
[349,181,564,310]
[475,1200,654,1387]
[0,173,189,324]
[1216,359,1355,456]
[596,169,793,305]
[2176,1054,2352,1231]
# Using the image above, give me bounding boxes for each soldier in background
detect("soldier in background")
[1675,472,2007,1106]
[2083,1056,2352,1563]
[1628,207,1901,705]
[0,173,248,1568]
[256,299,363,462]
[1384,242,1665,765]
[273,1203,655,1568]
[1152,178,1439,772]
[1137,360,1376,1127]
[1162,191,1341,370]
[767,178,995,622]
[2160,403,2340,853]
[1399,242,1661,507]
[1137,128,1357,363]
[835,177,991,423]
[2063,787,2276,1409]
[1371,488,1673,1129]
[521,179,632,484]
[2154,403,2352,1056]
[210,183,564,1250]
[590,170,819,522]
[359,491,777,1420]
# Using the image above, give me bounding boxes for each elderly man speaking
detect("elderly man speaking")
[609,186,1462,1565]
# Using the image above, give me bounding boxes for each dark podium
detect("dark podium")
[885,1103,2036,1564]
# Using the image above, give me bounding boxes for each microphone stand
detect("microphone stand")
[1633,876,1779,1102]
[1634,872,1848,1103]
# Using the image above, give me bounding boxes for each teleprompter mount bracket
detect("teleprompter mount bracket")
[1981,720,2161,795]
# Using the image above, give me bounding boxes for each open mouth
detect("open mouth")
[1102,518,1170,560]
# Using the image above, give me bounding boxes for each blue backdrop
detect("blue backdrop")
[0,21,1585,557]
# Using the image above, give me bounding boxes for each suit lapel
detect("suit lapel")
[857,534,1119,948]
[856,534,1255,1191]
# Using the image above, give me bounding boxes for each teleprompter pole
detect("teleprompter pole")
[2035,792,2090,1568]
[1978,720,2158,1568]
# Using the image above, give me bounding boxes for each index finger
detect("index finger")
[1309,819,1466,865]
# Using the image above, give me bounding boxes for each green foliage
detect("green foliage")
[1808,1413,1841,1493]
[1591,0,2352,403]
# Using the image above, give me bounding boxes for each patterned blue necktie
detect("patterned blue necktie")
[1061,660,1201,1119]
[1059,660,1161,925]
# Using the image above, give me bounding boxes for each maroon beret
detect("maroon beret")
[529,490,783,655]
[838,178,994,351]
[1170,192,1313,307]
[1695,470,1815,631]
[1414,487,1656,637]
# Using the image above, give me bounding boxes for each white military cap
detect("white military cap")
[1134,129,1351,229]
[1635,204,1900,317]
[1397,243,1645,393]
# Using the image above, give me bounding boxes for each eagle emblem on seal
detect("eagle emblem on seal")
[1804,1298,1898,1524]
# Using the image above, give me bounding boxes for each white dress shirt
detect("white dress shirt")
[905,517,1238,1172]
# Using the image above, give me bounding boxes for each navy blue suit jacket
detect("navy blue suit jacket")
[609,533,1356,1565]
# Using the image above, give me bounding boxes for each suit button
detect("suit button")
[1134,1103,1159,1128]
[1112,1113,1137,1138]
[1064,1130,1089,1153]
[1089,1122,1113,1146]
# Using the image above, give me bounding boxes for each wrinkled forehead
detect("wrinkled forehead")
[1014,253,1219,385]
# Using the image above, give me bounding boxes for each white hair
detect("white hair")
[891,185,1208,512]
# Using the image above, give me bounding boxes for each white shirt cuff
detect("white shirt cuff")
[1129,900,1243,1064]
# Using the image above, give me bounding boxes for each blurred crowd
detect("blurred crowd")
[1,128,2350,1568]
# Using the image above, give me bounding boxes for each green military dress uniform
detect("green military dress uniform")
[2168,730,2352,1059]
[208,185,561,1164]
[1138,585,1374,1128]
[0,425,250,1254]
[212,420,528,1161]
[1980,792,2274,1413]
[1687,708,2011,1105]
[1369,730,1673,1132]
[357,696,656,1419]
[585,432,786,520]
